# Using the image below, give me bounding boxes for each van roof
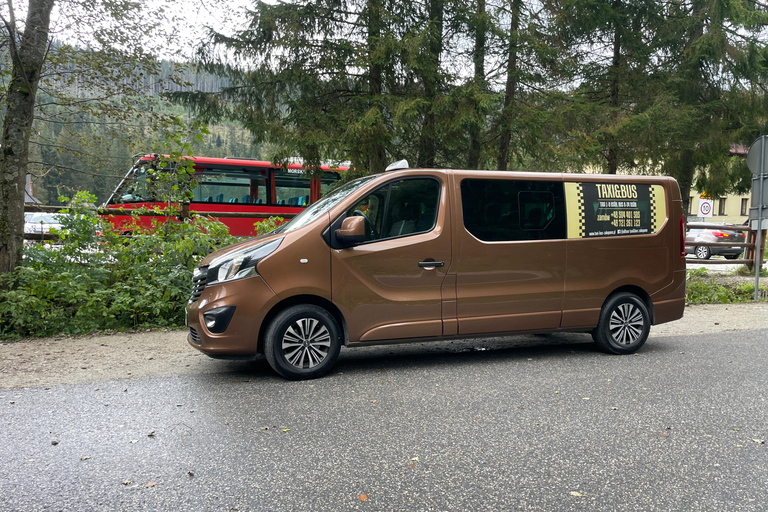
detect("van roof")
[381,167,677,184]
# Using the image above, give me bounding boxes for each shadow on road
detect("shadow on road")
[198,331,679,382]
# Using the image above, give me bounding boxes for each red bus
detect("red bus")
[103,154,346,236]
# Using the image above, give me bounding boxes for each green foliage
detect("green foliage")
[0,192,237,339]
[686,268,768,304]
[254,216,285,236]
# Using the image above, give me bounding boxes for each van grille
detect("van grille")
[189,327,202,345]
[190,266,209,303]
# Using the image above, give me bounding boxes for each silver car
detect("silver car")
[685,225,745,260]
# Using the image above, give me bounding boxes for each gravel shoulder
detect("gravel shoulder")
[2,302,768,390]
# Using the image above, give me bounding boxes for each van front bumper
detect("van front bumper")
[186,275,278,358]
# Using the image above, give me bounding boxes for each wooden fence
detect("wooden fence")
[22,204,296,242]
[21,206,768,271]
[684,222,766,268]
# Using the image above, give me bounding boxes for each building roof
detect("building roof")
[25,174,41,205]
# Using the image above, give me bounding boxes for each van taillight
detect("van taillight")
[680,216,686,257]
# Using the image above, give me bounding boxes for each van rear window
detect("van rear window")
[460,179,566,241]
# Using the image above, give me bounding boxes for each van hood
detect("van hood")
[198,232,284,267]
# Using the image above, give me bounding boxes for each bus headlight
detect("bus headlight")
[207,238,282,285]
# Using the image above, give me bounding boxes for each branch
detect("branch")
[27,159,127,180]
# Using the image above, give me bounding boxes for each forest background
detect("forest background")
[3,0,767,209]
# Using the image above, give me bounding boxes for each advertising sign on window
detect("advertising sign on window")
[565,182,666,239]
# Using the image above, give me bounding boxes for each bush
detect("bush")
[686,268,768,305]
[0,192,238,339]
[254,216,285,236]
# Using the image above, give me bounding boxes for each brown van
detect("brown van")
[186,165,686,379]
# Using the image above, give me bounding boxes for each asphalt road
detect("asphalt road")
[2,330,767,512]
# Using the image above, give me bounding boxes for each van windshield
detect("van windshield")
[277,175,378,233]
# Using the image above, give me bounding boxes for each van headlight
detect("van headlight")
[207,238,282,285]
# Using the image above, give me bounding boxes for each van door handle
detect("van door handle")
[418,260,444,268]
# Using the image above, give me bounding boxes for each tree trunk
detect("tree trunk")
[605,14,622,174]
[0,0,55,274]
[416,0,443,168]
[496,0,520,171]
[367,0,387,174]
[467,0,486,170]
[676,149,695,219]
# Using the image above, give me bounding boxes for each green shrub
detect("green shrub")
[0,192,237,339]
[686,268,768,304]
[254,216,285,236]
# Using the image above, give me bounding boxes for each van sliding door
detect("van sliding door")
[454,178,567,334]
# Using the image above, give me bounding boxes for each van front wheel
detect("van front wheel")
[592,293,650,355]
[264,305,341,380]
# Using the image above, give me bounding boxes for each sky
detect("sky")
[1,0,256,61]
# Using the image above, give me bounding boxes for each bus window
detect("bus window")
[274,169,311,206]
[117,167,158,203]
[320,172,342,196]
[194,169,268,204]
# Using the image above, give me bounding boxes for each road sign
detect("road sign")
[698,198,713,218]
[747,135,768,176]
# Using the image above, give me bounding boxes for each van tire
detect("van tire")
[264,305,341,380]
[592,293,650,355]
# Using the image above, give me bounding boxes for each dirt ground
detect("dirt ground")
[2,302,768,390]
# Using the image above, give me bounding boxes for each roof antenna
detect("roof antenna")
[385,160,409,172]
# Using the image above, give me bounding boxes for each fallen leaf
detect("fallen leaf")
[659,433,669,438]
[147,431,155,437]
[144,481,156,488]
[122,480,132,486]
[80,456,91,461]
[752,439,765,444]
[411,457,419,461]
[51,440,59,446]
[358,494,368,502]
[282,429,290,433]
[570,491,584,497]
[188,471,195,477]
[130,440,138,444]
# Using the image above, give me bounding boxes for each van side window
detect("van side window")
[347,178,440,242]
[461,179,566,241]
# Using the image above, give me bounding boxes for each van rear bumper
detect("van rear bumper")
[651,269,686,325]
[652,296,685,325]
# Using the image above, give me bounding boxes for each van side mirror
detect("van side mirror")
[335,216,366,245]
